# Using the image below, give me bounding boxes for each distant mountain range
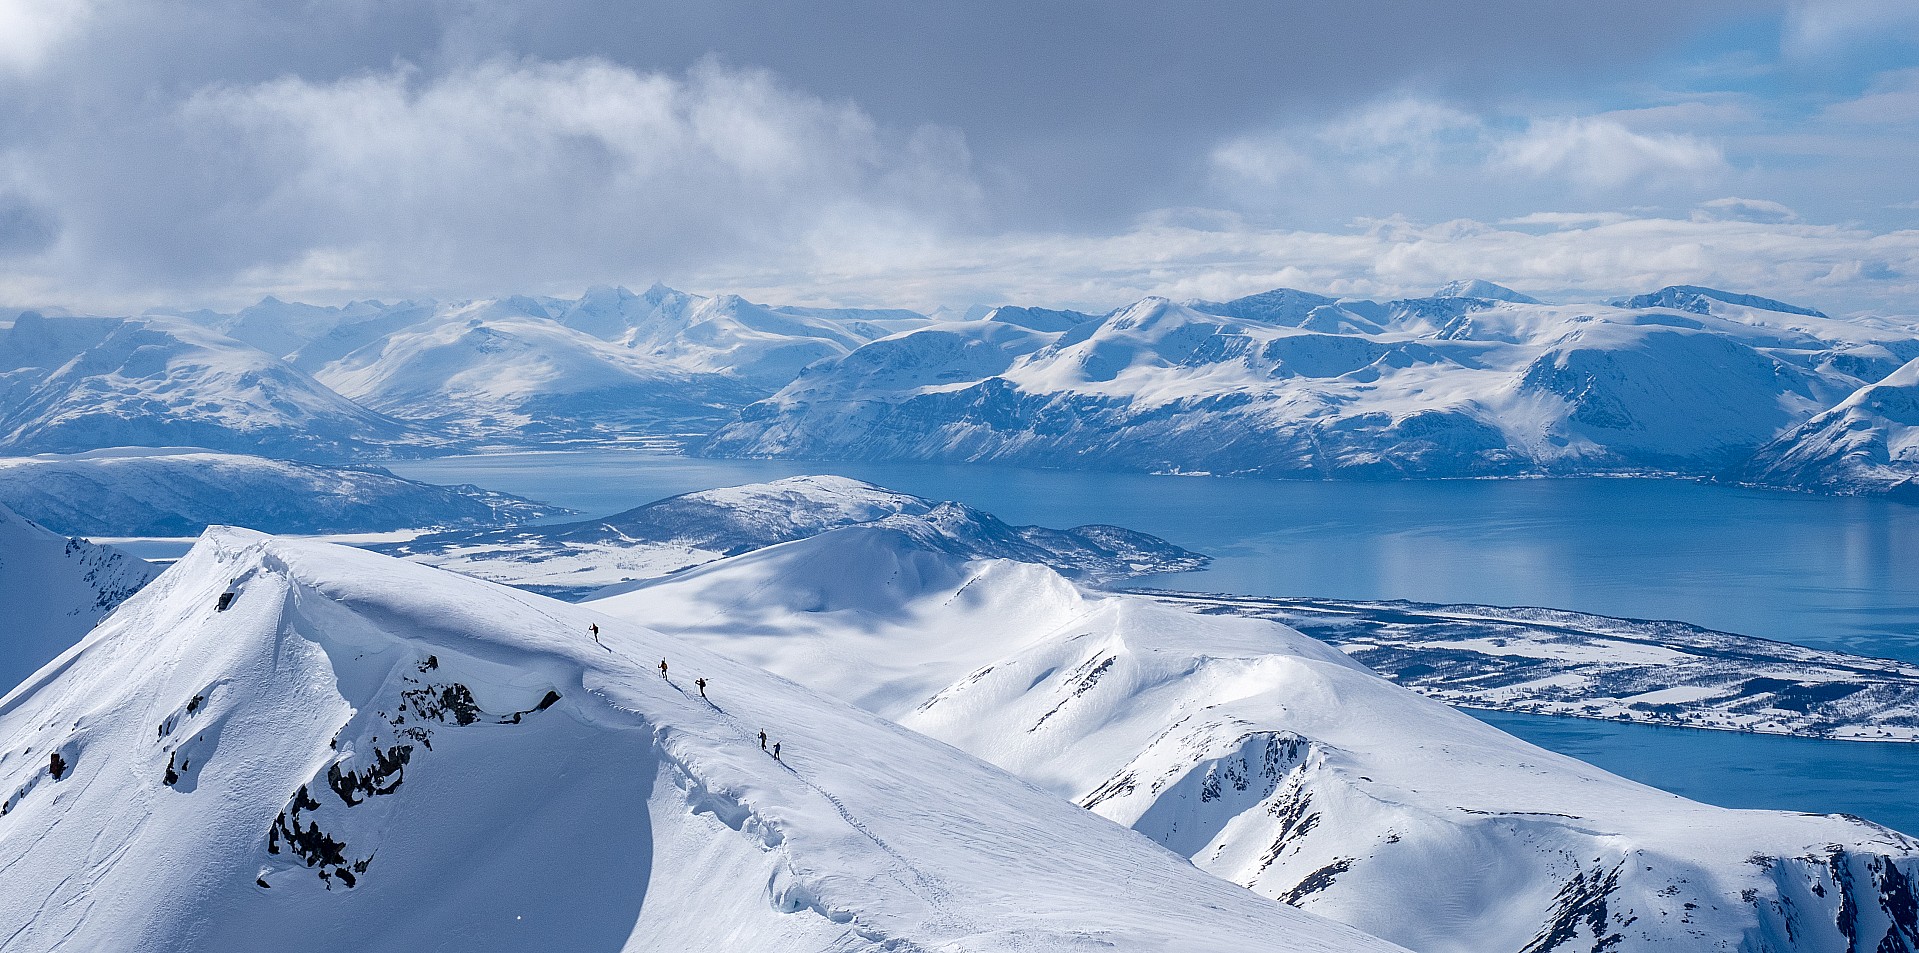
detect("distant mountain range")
[6,280,1919,498]
[708,282,1919,495]
[0,448,569,537]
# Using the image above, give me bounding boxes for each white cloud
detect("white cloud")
[0,0,92,73]
[1694,197,1799,223]
[1499,211,1637,227]
[1491,117,1724,187]
[1820,68,1919,126]
[131,56,980,297]
[1316,98,1482,154]
[1783,0,1919,60]
[1208,137,1311,190]
[1211,97,1728,203]
[692,212,1919,319]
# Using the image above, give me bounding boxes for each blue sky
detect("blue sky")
[0,0,1915,316]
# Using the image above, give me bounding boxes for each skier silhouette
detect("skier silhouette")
[695,677,707,697]
[589,623,600,644]
[659,659,668,679]
[771,742,781,761]
[758,729,767,749]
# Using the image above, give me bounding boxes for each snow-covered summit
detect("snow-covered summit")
[0,529,1400,953]
[594,527,1919,953]
[1431,279,1541,304]
[378,475,1204,598]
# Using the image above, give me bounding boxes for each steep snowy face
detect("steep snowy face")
[378,475,1204,599]
[1742,357,1919,499]
[0,531,1401,953]
[0,449,567,537]
[705,288,1919,483]
[0,314,421,461]
[313,299,757,442]
[0,503,158,693]
[594,533,1919,953]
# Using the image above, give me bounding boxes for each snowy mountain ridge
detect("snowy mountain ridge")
[377,475,1205,599]
[593,526,1919,953]
[0,529,1401,953]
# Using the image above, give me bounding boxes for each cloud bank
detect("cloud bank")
[0,0,1913,319]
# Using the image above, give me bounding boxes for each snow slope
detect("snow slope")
[705,286,1919,482]
[0,530,1400,953]
[1741,357,1919,500]
[377,475,1204,599]
[0,504,158,693]
[594,529,1919,953]
[0,448,568,537]
[0,312,423,460]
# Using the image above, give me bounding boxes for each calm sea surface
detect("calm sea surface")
[390,450,1919,833]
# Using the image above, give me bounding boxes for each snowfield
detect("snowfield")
[378,475,1206,598]
[0,448,568,536]
[0,530,1404,953]
[592,525,1919,953]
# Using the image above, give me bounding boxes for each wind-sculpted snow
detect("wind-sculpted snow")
[1741,357,1919,501]
[0,529,1399,953]
[0,312,427,461]
[0,504,158,693]
[376,475,1204,599]
[594,529,1919,953]
[0,448,568,537]
[1137,592,1919,743]
[704,287,1919,488]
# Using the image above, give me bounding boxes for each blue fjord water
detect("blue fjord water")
[389,450,1919,833]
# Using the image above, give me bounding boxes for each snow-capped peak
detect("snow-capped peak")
[1431,279,1541,304]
